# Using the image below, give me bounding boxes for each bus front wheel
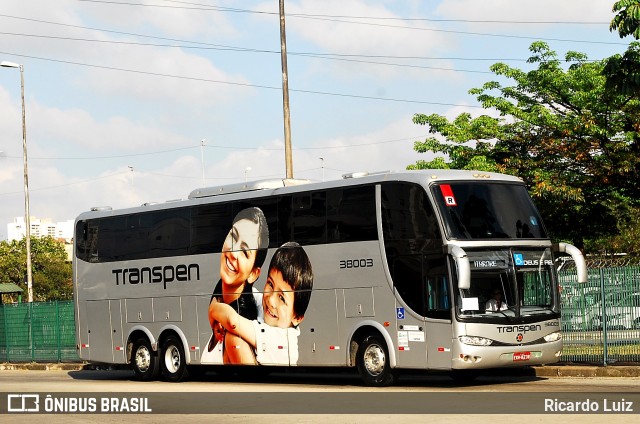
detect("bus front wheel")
[160,335,189,382]
[356,335,396,387]
[131,337,159,381]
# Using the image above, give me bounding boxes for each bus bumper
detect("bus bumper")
[451,340,563,369]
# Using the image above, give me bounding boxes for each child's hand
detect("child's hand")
[212,320,225,343]
[208,296,238,332]
[207,297,224,352]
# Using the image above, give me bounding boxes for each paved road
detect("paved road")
[1,368,639,423]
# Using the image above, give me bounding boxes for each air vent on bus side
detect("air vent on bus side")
[342,170,391,179]
[188,178,311,199]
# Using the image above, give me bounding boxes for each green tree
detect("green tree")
[610,0,640,39]
[410,42,640,251]
[0,237,72,302]
[606,2,640,96]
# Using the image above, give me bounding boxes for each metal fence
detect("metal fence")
[559,266,640,364]
[0,267,639,365]
[0,300,78,362]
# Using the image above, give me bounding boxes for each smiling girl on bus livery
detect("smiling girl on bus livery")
[202,207,269,364]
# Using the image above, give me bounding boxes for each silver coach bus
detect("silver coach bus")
[73,170,587,386]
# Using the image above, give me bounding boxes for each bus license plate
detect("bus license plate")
[513,352,531,361]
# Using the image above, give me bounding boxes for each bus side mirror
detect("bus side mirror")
[448,245,470,290]
[555,242,588,284]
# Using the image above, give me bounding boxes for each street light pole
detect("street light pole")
[200,139,206,186]
[1,60,32,302]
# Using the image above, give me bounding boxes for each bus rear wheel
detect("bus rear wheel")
[160,335,189,382]
[131,337,159,381]
[356,335,396,387]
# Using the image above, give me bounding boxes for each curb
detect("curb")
[1,363,638,377]
[532,365,640,378]
[0,363,86,371]
[0,363,126,371]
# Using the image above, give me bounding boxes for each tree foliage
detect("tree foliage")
[410,42,640,251]
[610,0,640,39]
[0,237,72,302]
[607,2,640,96]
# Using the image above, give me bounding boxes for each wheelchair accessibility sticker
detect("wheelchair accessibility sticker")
[513,253,524,266]
[397,307,405,320]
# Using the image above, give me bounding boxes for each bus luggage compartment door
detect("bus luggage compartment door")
[84,300,117,364]
[343,287,375,318]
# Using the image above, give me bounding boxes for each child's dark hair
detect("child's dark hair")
[269,241,313,318]
[232,207,269,269]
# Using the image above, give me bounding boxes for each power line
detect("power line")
[0,30,611,74]
[0,14,621,75]
[0,15,600,62]
[80,0,610,25]
[72,0,623,46]
[0,30,535,66]
[2,8,624,48]
[0,137,422,161]
[0,50,485,107]
[77,0,268,14]
[0,32,503,73]
[0,170,131,196]
[0,146,198,160]
[290,15,625,46]
[0,165,339,197]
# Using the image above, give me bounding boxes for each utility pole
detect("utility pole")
[279,0,293,179]
[1,61,32,302]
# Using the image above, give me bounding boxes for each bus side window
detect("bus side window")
[189,203,233,255]
[390,255,425,316]
[424,257,451,320]
[327,186,376,243]
[292,191,327,245]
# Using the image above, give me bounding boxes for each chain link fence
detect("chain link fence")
[559,265,640,364]
[0,300,78,362]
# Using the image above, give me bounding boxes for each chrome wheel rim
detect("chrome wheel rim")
[363,344,385,376]
[165,345,181,373]
[135,346,151,372]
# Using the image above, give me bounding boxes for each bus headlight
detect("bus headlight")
[459,335,493,346]
[543,331,562,342]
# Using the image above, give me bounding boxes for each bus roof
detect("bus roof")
[188,169,522,199]
[78,169,523,219]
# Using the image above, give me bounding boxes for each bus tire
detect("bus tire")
[131,337,159,381]
[160,335,189,382]
[356,335,396,387]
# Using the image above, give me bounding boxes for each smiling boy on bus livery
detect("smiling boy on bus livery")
[208,241,313,365]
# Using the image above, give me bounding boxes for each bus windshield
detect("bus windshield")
[431,182,547,240]
[455,248,560,321]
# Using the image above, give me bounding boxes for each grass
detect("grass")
[561,342,640,359]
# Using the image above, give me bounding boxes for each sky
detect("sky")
[0,0,630,240]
